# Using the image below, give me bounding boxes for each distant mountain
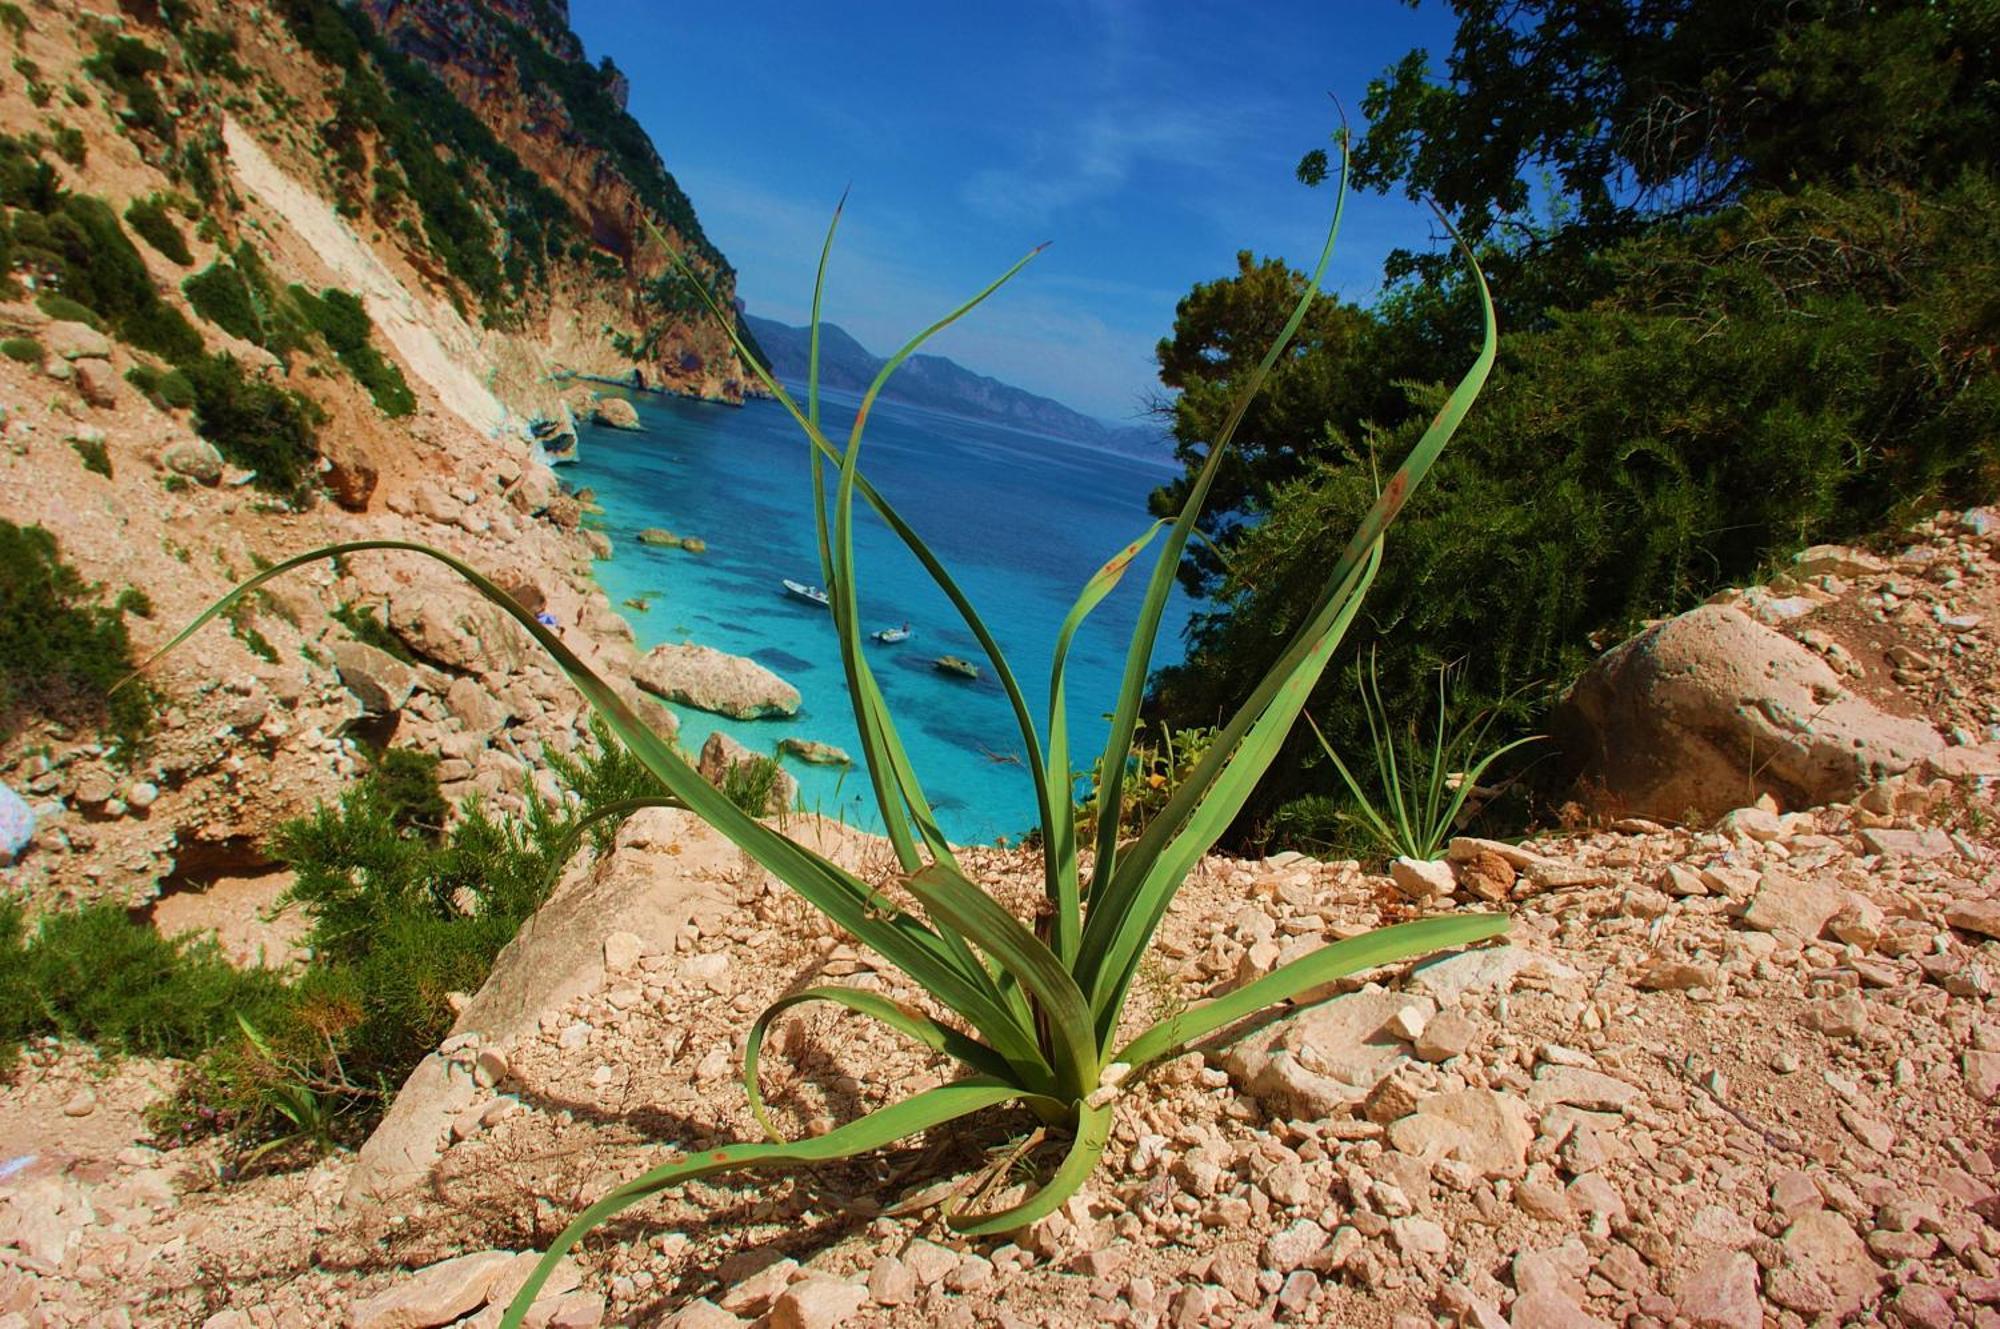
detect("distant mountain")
[741,313,1170,458]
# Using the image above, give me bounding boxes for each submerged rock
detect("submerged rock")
[779,737,851,766]
[633,643,800,719]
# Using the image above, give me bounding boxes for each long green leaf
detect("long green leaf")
[1114,915,1510,1071]
[824,246,1045,875]
[742,987,1011,1140]
[651,223,1062,897]
[1086,136,1354,897]
[1082,201,1499,1022]
[497,1078,1045,1329]
[1044,520,1171,964]
[907,864,1098,1101]
[1078,542,1380,1026]
[948,1099,1111,1236]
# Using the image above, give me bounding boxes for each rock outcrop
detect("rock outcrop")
[592,396,640,430]
[343,808,736,1207]
[632,643,800,719]
[696,731,799,814]
[1555,604,1943,821]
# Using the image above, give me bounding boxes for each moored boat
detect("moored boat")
[782,578,831,607]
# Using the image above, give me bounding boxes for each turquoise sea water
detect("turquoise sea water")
[572,386,1195,845]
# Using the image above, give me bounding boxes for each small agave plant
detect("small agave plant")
[151,135,1506,1325]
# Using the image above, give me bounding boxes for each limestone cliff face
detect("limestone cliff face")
[355,0,752,401]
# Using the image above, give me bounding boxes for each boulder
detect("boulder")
[592,397,641,430]
[445,676,509,735]
[331,640,418,716]
[612,682,680,744]
[322,436,379,512]
[387,592,494,672]
[697,731,799,814]
[633,643,800,719]
[0,781,34,866]
[44,320,111,361]
[1221,990,1434,1118]
[636,529,679,547]
[1553,604,1942,821]
[72,358,117,408]
[1385,1088,1534,1178]
[349,1250,516,1329]
[344,809,738,1207]
[509,464,557,516]
[162,438,224,486]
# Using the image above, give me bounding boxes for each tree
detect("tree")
[1353,0,2000,251]
[1149,253,1416,591]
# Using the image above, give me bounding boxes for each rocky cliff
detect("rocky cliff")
[353,0,754,399]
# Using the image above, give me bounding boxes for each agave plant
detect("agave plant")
[1309,649,1544,861]
[144,136,1505,1326]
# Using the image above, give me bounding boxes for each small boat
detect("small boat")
[873,623,913,644]
[934,655,979,680]
[783,578,831,607]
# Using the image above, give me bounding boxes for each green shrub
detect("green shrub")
[179,26,247,81]
[0,902,291,1066]
[0,4,28,40]
[181,353,317,497]
[46,196,153,323]
[183,262,261,342]
[82,34,173,140]
[0,519,151,741]
[0,131,55,211]
[294,286,414,414]
[0,336,40,363]
[368,746,447,835]
[125,196,193,265]
[70,436,111,478]
[35,294,102,328]
[48,125,83,167]
[126,362,196,409]
[120,301,204,361]
[1152,175,2000,831]
[719,753,784,816]
[338,344,414,416]
[329,601,411,662]
[115,586,154,618]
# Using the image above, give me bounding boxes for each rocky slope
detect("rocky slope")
[2,510,1997,1326]
[0,0,747,909]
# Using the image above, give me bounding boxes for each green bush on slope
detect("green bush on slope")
[0,519,152,743]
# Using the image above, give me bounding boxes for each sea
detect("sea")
[569,384,1196,845]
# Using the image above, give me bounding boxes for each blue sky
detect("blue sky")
[568,1,1460,423]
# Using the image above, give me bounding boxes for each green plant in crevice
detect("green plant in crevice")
[1078,719,1217,842]
[1308,650,1542,863]
[70,436,111,478]
[144,133,1506,1325]
[719,752,786,817]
